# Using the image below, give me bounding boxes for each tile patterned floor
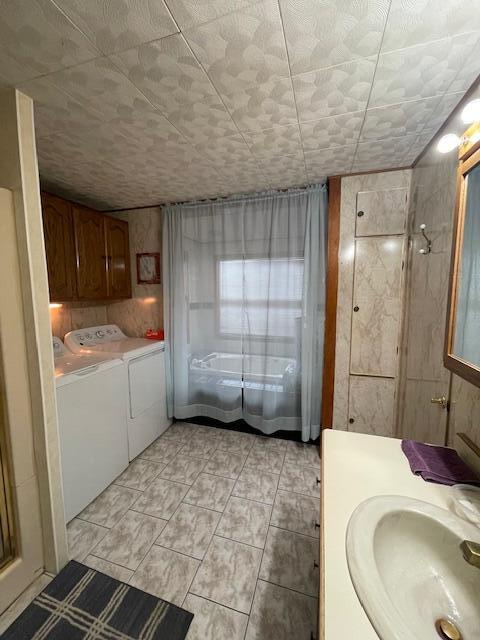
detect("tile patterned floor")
[0,422,321,640]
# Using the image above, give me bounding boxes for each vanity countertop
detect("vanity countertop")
[321,429,453,640]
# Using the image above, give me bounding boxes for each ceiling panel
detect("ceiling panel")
[381,0,480,52]
[183,0,290,94]
[0,0,478,208]
[279,0,390,75]
[54,0,179,54]
[369,33,479,108]
[300,111,364,152]
[0,0,98,84]
[292,58,376,121]
[164,0,260,30]
[111,35,219,114]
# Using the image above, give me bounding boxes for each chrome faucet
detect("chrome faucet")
[460,540,480,569]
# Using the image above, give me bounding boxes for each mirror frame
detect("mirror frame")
[445,122,480,386]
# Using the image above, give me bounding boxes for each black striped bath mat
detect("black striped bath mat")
[1,560,193,639]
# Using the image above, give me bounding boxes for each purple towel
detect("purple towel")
[401,439,480,486]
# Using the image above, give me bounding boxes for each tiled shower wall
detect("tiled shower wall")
[50,206,163,339]
[399,142,480,448]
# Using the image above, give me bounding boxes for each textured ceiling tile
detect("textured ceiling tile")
[360,97,441,142]
[111,34,218,113]
[293,57,376,121]
[46,56,155,122]
[55,0,179,55]
[403,132,435,164]
[184,0,289,95]
[426,91,465,132]
[216,160,267,183]
[0,0,99,84]
[222,76,298,131]
[193,134,255,164]
[382,0,480,53]
[19,75,103,136]
[106,112,192,153]
[300,111,364,151]
[280,0,389,76]
[255,153,307,184]
[166,96,238,142]
[268,170,309,189]
[165,0,260,30]
[369,33,479,109]
[354,136,415,166]
[243,124,303,157]
[448,38,480,93]
[304,145,356,179]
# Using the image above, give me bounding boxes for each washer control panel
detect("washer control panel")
[65,325,127,350]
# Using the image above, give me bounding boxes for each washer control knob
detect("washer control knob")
[96,330,105,338]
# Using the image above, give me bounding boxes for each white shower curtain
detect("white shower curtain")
[163,185,327,441]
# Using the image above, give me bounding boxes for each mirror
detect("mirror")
[445,123,480,385]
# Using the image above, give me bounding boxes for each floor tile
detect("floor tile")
[184,473,235,512]
[179,437,217,459]
[216,496,271,548]
[233,467,279,504]
[139,439,183,463]
[83,555,134,583]
[183,593,248,640]
[278,463,320,498]
[156,503,220,560]
[285,441,321,468]
[218,431,256,455]
[160,422,197,443]
[67,518,108,561]
[203,449,246,479]
[130,545,200,606]
[114,458,165,491]
[159,454,206,485]
[190,536,262,614]
[78,484,142,528]
[244,447,285,474]
[271,490,320,538]
[0,574,52,635]
[253,436,288,452]
[91,509,167,570]
[245,580,317,640]
[132,478,189,520]
[259,527,319,597]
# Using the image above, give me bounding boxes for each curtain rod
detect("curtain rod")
[105,182,326,213]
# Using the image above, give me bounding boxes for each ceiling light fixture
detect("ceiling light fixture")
[437,133,461,154]
[461,99,480,124]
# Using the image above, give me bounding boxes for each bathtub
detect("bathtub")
[190,352,297,387]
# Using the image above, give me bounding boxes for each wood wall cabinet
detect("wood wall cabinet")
[105,217,131,299]
[41,192,131,302]
[42,193,77,301]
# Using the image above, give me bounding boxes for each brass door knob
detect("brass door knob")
[431,395,448,409]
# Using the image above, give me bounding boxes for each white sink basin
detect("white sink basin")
[346,495,480,640]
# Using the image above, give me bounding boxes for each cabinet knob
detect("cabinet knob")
[353,305,359,312]
[357,210,364,217]
[349,417,355,424]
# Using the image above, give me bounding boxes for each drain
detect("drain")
[435,618,462,640]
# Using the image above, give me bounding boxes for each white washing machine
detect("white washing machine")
[64,325,171,460]
[53,337,129,522]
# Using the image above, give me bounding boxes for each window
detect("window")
[218,257,304,338]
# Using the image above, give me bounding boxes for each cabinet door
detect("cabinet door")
[73,206,108,299]
[41,193,76,301]
[105,217,131,299]
[350,236,405,377]
[356,188,408,236]
[348,375,396,437]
